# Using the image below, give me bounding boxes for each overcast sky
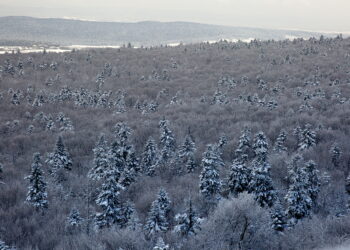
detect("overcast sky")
[0,0,349,32]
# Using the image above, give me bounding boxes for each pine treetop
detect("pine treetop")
[67,208,83,226]
[178,133,196,159]
[253,131,269,162]
[157,188,171,213]
[201,144,224,169]
[94,171,125,229]
[25,152,48,210]
[227,160,251,194]
[46,135,72,172]
[250,160,276,207]
[144,199,169,236]
[235,128,251,163]
[200,145,223,199]
[273,130,287,153]
[88,133,113,180]
[304,160,320,203]
[285,157,314,221]
[153,237,169,250]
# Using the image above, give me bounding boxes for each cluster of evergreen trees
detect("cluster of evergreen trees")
[22,117,328,249]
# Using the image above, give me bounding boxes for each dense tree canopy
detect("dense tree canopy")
[0,36,350,249]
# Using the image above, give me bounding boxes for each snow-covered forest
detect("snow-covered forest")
[0,36,350,249]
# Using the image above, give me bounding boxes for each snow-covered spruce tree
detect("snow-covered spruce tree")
[158,118,176,165]
[46,135,73,175]
[156,188,171,214]
[153,237,169,250]
[285,158,312,223]
[109,147,125,180]
[273,130,287,153]
[88,134,114,181]
[45,114,56,132]
[126,147,141,172]
[173,200,201,237]
[25,153,48,211]
[249,131,276,207]
[330,143,342,168]
[114,122,132,154]
[178,132,197,173]
[271,200,287,232]
[211,89,227,105]
[235,128,251,163]
[97,91,110,108]
[58,115,74,132]
[304,160,320,206]
[67,208,84,227]
[227,159,251,196]
[94,170,125,229]
[298,124,316,151]
[110,122,132,173]
[209,135,227,171]
[249,159,276,208]
[148,101,159,113]
[144,198,169,237]
[120,147,140,187]
[252,131,269,162]
[199,144,223,200]
[141,137,158,176]
[287,154,304,180]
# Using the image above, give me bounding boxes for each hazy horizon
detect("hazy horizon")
[0,0,350,33]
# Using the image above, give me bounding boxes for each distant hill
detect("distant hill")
[0,16,329,46]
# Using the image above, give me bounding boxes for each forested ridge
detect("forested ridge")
[0,36,350,249]
[0,16,323,46]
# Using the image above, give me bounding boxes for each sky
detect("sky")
[0,0,349,32]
